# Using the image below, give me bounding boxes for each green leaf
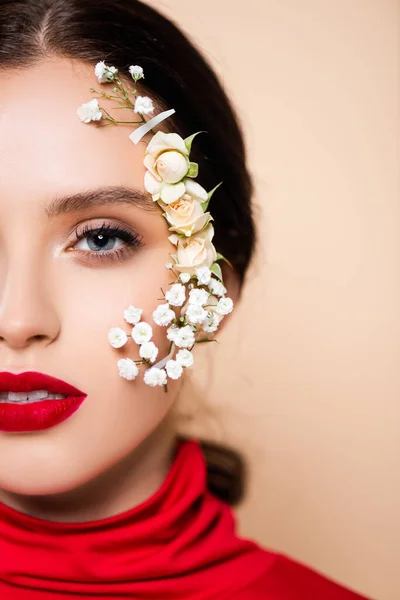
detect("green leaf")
[184,131,207,153]
[215,252,234,269]
[187,162,198,178]
[201,181,223,212]
[210,262,223,281]
[196,338,218,343]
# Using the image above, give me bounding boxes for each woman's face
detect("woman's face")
[0,57,195,495]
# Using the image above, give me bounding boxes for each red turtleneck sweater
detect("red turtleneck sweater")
[0,438,372,599]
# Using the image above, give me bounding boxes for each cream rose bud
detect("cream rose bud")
[144,131,190,184]
[168,224,217,275]
[145,150,189,185]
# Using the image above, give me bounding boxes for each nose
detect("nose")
[0,254,60,350]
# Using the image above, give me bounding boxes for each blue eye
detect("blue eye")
[73,222,145,263]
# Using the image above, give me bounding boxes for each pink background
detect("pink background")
[146,2,399,599]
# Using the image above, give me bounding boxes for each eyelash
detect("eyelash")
[72,222,145,263]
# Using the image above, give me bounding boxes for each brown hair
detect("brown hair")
[0,0,257,505]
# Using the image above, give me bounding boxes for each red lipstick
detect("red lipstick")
[0,371,87,432]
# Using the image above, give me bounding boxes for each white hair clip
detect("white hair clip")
[77,61,234,392]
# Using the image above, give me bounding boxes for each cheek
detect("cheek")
[0,245,183,495]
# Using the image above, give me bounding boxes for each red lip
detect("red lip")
[0,371,85,396]
[0,371,87,433]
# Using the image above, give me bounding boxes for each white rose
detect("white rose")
[168,224,217,275]
[144,131,190,185]
[161,180,211,237]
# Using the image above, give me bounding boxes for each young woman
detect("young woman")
[0,1,373,598]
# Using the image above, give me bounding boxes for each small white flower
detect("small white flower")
[179,272,191,284]
[144,367,167,387]
[117,358,139,380]
[165,283,186,307]
[134,96,154,115]
[216,297,234,315]
[94,61,118,83]
[202,312,222,333]
[108,327,128,348]
[165,359,183,380]
[174,325,195,349]
[131,321,153,344]
[77,98,102,123]
[153,303,175,327]
[176,349,194,368]
[208,278,227,297]
[188,288,209,306]
[167,325,179,342]
[165,262,174,270]
[129,65,144,81]
[185,304,207,325]
[195,266,212,285]
[123,305,143,325]
[139,341,159,363]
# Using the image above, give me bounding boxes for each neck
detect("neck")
[0,416,179,523]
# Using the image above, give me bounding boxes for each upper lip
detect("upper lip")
[0,371,86,396]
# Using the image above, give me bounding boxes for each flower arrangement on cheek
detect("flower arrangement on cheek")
[77,61,234,392]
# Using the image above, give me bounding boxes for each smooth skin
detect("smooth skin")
[0,58,238,522]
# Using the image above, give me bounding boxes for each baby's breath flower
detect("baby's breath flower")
[167,324,179,342]
[77,98,102,123]
[176,349,194,368]
[129,65,144,81]
[208,277,227,297]
[185,304,207,325]
[117,358,139,380]
[165,359,183,380]
[202,312,222,333]
[131,321,153,344]
[195,266,212,285]
[123,305,143,325]
[216,297,234,316]
[179,272,191,284]
[165,262,174,270]
[94,61,118,83]
[153,303,175,326]
[173,325,195,349]
[165,283,186,307]
[108,327,128,348]
[134,96,154,115]
[144,367,167,387]
[188,288,209,306]
[139,341,159,363]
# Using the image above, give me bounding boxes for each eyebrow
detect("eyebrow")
[44,185,158,218]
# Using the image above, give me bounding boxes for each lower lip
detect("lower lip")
[0,396,87,432]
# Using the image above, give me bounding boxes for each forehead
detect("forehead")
[0,57,147,198]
